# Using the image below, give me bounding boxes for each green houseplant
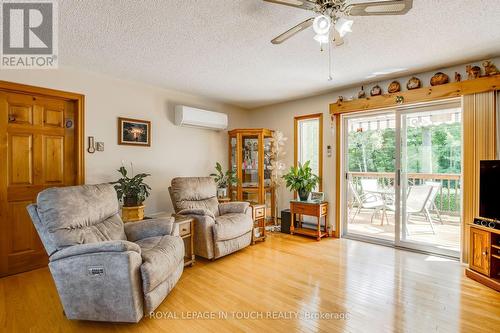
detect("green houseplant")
[282,161,319,201]
[111,165,151,207]
[210,162,238,198]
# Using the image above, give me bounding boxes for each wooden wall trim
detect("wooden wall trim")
[294,113,323,191]
[333,114,341,238]
[330,75,500,115]
[0,80,85,184]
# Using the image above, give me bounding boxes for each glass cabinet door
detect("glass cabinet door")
[242,189,259,204]
[264,136,273,219]
[230,136,237,201]
[241,135,259,188]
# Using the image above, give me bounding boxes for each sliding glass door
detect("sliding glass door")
[342,100,462,257]
[343,111,396,243]
[398,102,462,256]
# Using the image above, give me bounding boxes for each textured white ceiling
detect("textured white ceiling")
[59,0,500,108]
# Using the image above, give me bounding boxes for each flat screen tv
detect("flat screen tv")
[479,160,500,220]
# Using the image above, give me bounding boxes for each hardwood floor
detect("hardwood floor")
[0,233,499,333]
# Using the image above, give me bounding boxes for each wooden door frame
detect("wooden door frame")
[0,80,85,184]
[294,113,324,192]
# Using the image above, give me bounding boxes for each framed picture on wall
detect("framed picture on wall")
[118,117,151,147]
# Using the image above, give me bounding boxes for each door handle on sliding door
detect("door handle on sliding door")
[397,170,401,186]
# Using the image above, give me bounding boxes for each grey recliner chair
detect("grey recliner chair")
[27,184,184,323]
[169,177,253,260]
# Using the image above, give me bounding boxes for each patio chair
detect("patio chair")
[360,178,379,193]
[387,184,434,234]
[349,181,386,224]
[424,181,444,224]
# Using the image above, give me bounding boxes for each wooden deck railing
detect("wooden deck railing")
[349,172,461,215]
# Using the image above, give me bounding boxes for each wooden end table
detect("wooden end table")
[173,215,195,267]
[218,197,231,203]
[290,200,328,241]
[251,204,266,244]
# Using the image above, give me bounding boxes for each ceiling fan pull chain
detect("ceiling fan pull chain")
[328,37,333,81]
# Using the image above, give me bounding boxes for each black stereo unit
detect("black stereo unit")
[473,217,500,230]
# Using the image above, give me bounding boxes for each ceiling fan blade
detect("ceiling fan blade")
[263,0,318,11]
[347,0,413,16]
[271,18,314,44]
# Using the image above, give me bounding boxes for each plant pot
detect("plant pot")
[298,190,310,201]
[217,187,227,199]
[122,205,145,222]
[123,196,139,207]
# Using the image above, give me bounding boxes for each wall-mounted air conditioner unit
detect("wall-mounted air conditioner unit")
[174,105,228,131]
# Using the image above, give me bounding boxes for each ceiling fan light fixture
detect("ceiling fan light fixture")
[313,15,331,35]
[335,17,353,38]
[313,33,329,44]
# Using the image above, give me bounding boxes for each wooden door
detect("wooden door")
[469,227,490,276]
[0,90,79,277]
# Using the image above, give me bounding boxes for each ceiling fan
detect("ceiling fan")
[265,0,413,46]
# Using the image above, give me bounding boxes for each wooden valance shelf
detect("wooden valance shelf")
[330,74,500,115]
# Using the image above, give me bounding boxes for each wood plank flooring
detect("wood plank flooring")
[0,233,499,333]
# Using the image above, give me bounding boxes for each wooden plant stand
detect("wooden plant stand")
[290,200,328,241]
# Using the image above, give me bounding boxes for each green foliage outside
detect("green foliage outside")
[348,121,461,213]
[348,122,461,174]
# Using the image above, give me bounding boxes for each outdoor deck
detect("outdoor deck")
[347,209,461,253]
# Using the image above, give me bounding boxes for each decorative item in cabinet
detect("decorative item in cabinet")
[228,128,276,223]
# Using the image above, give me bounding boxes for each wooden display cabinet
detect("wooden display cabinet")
[228,128,275,223]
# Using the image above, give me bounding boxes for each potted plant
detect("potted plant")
[111,165,151,222]
[282,161,319,201]
[210,162,238,198]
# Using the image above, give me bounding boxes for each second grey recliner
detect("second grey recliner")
[169,177,254,260]
[27,184,184,323]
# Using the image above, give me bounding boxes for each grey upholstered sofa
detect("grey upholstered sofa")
[169,177,253,260]
[27,184,184,323]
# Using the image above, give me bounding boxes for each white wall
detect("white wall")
[248,57,500,233]
[0,67,249,215]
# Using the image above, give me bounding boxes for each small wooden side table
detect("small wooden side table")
[290,200,328,241]
[173,216,195,267]
[251,204,266,244]
[218,197,231,203]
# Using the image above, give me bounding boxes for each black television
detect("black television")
[479,160,500,220]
